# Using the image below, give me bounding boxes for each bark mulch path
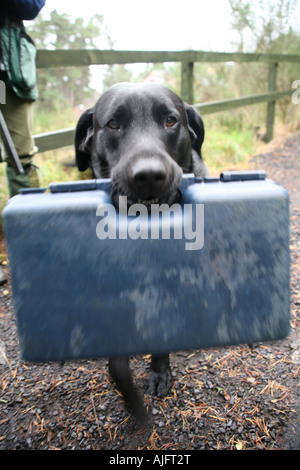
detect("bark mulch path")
[0,132,299,451]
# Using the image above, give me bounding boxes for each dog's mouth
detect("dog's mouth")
[111,187,181,211]
[111,158,183,211]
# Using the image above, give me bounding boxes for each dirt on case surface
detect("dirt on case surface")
[0,132,299,450]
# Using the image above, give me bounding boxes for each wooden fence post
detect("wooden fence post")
[181,61,194,104]
[266,62,278,142]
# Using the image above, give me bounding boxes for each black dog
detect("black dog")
[75,82,208,422]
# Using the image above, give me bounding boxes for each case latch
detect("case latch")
[220,170,266,182]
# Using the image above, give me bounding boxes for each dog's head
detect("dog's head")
[75,82,208,207]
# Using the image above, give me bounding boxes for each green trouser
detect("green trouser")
[0,85,39,198]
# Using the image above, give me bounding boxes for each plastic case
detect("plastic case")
[2,171,290,361]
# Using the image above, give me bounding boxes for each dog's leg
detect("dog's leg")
[145,354,172,397]
[108,357,147,423]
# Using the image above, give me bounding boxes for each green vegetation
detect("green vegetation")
[203,116,261,175]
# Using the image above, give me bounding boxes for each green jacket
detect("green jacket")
[0,1,45,100]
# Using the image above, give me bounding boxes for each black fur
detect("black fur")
[75,82,208,422]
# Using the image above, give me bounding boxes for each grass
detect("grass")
[203,124,259,175]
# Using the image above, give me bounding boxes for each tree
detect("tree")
[102,64,133,91]
[228,0,300,122]
[229,0,298,52]
[27,10,112,110]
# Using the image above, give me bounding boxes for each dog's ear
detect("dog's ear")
[75,107,94,171]
[184,103,205,157]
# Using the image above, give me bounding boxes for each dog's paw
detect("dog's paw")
[144,368,172,397]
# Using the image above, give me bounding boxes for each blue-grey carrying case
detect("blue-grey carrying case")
[2,171,290,361]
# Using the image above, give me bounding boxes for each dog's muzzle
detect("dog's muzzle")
[111,155,183,209]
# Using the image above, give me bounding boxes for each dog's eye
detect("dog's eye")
[107,119,120,130]
[165,116,177,127]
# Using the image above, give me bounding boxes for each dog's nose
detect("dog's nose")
[131,158,167,199]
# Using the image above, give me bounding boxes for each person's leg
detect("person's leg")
[1,86,39,197]
[6,158,39,196]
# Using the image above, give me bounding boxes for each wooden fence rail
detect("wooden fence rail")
[33,49,299,152]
